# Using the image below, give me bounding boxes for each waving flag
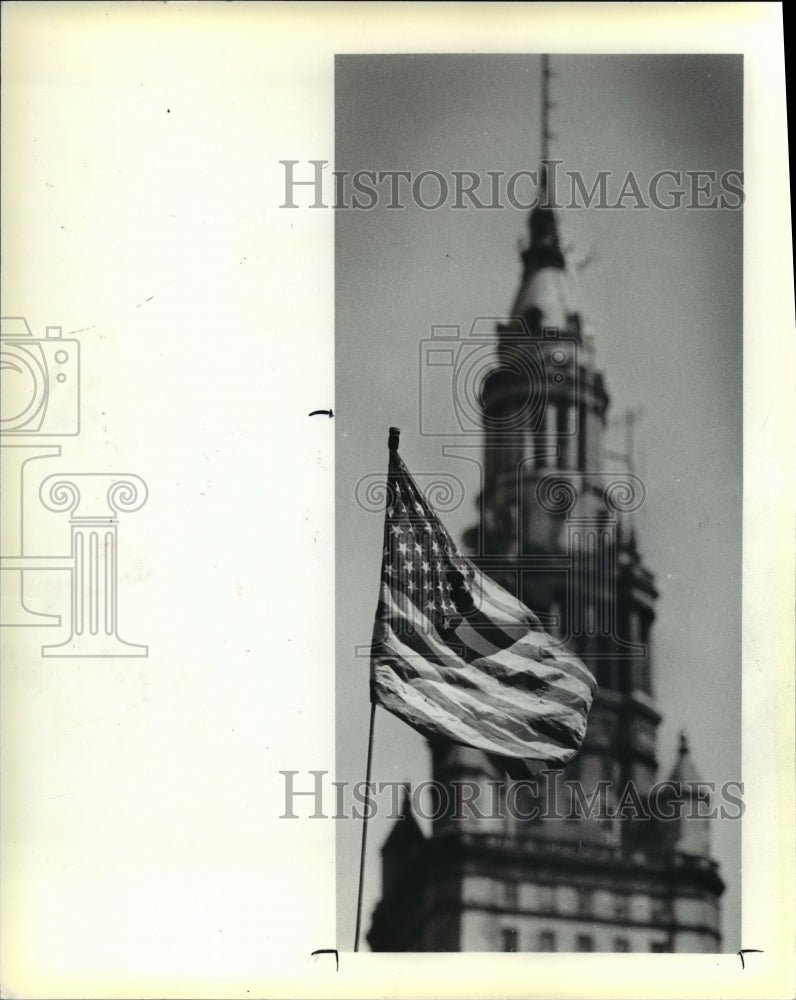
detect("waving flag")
[370,435,597,768]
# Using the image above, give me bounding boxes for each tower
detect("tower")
[367,58,725,954]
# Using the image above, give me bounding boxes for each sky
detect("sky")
[335,54,743,952]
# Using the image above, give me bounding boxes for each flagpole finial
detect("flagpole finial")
[388,426,401,452]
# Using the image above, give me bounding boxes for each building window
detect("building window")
[614,937,630,952]
[538,931,556,952]
[596,657,616,691]
[651,899,669,923]
[546,403,559,468]
[614,896,629,920]
[578,403,588,471]
[549,599,562,639]
[632,629,652,693]
[503,881,518,909]
[650,940,668,953]
[627,610,641,645]
[501,927,519,952]
[578,890,593,916]
[512,782,538,827]
[557,403,576,468]
[535,428,548,468]
[576,934,594,952]
[638,653,651,695]
[538,885,555,911]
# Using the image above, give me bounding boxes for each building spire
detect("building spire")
[540,53,554,193]
[535,53,559,223]
[509,54,570,331]
[522,54,564,273]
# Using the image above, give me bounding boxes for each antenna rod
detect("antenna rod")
[541,53,551,169]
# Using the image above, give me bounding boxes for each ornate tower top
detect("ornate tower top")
[669,730,704,785]
[511,55,578,334]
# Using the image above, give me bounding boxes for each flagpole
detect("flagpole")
[354,428,397,953]
[353,699,376,952]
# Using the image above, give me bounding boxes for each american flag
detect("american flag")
[370,445,597,767]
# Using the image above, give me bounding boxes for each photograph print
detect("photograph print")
[333,54,742,954]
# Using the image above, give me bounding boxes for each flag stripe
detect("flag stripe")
[472,569,597,689]
[374,622,586,748]
[374,659,577,762]
[377,584,593,714]
[375,592,589,753]
[374,644,583,756]
[377,585,594,719]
